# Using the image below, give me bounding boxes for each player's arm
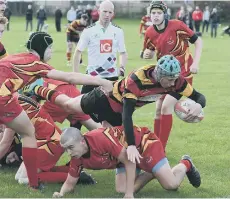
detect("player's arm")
[119,52,127,77]
[118,29,128,77]
[191,36,202,73]
[47,69,113,93]
[53,158,81,198]
[122,97,142,164]
[117,147,136,198]
[143,30,155,59]
[169,80,206,121]
[180,21,203,74]
[0,128,15,160]
[53,174,79,198]
[73,29,89,72]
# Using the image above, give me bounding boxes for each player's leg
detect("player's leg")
[115,165,141,193]
[154,97,164,137]
[6,110,39,188]
[157,94,178,149]
[154,155,201,190]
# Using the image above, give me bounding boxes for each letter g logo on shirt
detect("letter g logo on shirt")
[100,39,113,53]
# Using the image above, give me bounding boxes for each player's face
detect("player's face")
[0,0,6,15]
[99,6,114,24]
[65,141,87,158]
[150,8,164,25]
[43,45,53,62]
[81,18,88,26]
[160,77,177,88]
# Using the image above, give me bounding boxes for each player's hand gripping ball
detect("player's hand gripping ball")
[174,99,204,123]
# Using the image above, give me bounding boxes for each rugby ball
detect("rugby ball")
[174,99,204,123]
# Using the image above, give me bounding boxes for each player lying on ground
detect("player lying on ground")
[0,31,112,189]
[0,94,95,185]
[22,78,102,131]
[52,126,201,198]
[23,55,206,165]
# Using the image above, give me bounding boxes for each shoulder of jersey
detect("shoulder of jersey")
[111,23,122,29]
[86,23,96,29]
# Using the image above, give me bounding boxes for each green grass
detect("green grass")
[0,16,230,198]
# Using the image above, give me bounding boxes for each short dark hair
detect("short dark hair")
[81,14,89,20]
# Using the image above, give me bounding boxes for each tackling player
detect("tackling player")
[142,1,203,149]
[52,126,201,198]
[25,55,206,165]
[0,31,113,189]
[66,14,88,67]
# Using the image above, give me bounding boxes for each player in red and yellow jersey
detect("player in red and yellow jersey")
[0,95,95,184]
[25,55,206,166]
[52,126,201,198]
[142,1,203,149]
[66,14,88,66]
[0,31,113,190]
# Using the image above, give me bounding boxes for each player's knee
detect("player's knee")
[161,181,179,191]
[115,184,126,193]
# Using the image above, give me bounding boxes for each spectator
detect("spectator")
[85,4,92,25]
[166,8,171,20]
[91,5,99,23]
[210,8,220,38]
[192,6,203,33]
[67,6,76,24]
[176,6,185,21]
[3,5,11,31]
[76,5,84,20]
[183,6,194,30]
[25,4,33,31]
[36,5,46,31]
[55,7,62,32]
[202,6,210,33]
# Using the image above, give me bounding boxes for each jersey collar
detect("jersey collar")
[153,19,168,34]
[96,21,111,33]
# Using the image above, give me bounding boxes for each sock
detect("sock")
[158,114,173,149]
[154,119,160,137]
[38,172,67,183]
[22,148,38,187]
[180,160,191,172]
[34,86,61,103]
[52,165,69,173]
[67,52,71,61]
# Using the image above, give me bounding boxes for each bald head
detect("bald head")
[60,127,83,148]
[99,0,114,11]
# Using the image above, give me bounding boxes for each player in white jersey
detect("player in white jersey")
[73,0,128,94]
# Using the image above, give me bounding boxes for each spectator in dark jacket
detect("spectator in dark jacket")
[36,5,46,31]
[210,8,220,38]
[3,6,11,31]
[55,7,62,32]
[25,4,33,31]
